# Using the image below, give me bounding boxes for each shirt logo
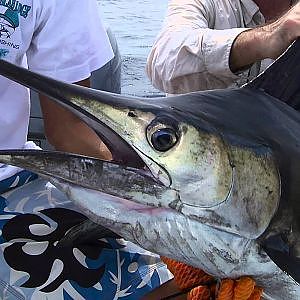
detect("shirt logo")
[0,1,31,39]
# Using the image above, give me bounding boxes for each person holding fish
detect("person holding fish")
[146,0,300,94]
[0,0,174,299]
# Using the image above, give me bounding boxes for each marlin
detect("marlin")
[0,41,299,300]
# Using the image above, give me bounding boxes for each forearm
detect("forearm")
[39,79,112,160]
[229,28,270,73]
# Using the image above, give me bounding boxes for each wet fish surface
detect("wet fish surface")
[0,40,300,299]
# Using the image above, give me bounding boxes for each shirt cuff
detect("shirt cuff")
[202,28,250,79]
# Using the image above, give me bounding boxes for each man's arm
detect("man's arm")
[39,79,112,160]
[146,0,249,94]
[28,0,114,160]
[230,3,300,72]
[147,0,300,94]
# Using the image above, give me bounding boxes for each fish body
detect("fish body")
[0,41,300,299]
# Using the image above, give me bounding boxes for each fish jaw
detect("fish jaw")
[0,150,179,207]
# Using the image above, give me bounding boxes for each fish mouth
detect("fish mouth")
[61,97,147,170]
[0,149,176,205]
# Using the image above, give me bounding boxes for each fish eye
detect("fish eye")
[150,128,178,152]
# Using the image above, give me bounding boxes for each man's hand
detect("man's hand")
[230,3,300,73]
[265,3,300,59]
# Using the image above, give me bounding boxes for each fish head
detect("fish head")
[0,91,280,270]
[83,97,234,209]
[0,57,280,254]
[68,91,280,238]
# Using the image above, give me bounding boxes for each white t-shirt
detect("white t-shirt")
[0,0,114,181]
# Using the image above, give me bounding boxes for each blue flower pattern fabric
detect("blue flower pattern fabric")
[0,172,172,299]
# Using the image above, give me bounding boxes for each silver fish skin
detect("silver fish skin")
[0,41,300,299]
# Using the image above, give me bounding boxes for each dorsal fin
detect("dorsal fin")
[246,39,300,110]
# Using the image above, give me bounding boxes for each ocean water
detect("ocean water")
[98,0,168,96]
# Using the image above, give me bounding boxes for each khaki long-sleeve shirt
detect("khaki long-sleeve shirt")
[146,0,272,94]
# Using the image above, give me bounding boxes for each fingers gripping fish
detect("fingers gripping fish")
[0,40,300,299]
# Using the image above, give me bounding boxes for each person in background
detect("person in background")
[146,0,299,94]
[0,0,173,298]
